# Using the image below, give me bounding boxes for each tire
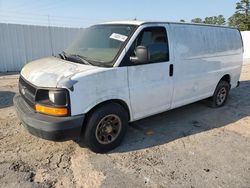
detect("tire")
[206,80,230,108]
[83,102,128,153]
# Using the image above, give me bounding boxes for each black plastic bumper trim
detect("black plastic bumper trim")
[14,94,85,141]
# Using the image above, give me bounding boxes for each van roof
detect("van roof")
[99,20,237,29]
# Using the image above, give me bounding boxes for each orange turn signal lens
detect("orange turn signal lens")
[35,104,69,116]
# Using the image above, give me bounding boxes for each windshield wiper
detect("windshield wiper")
[59,51,67,60]
[70,54,92,65]
[62,52,92,65]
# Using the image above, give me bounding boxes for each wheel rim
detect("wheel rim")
[95,114,122,145]
[216,87,227,105]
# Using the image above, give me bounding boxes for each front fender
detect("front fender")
[82,96,133,120]
[68,67,131,119]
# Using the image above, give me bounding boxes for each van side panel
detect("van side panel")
[170,24,243,109]
[69,67,132,119]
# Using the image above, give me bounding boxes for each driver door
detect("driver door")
[126,26,174,120]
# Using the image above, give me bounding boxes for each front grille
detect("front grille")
[19,77,37,108]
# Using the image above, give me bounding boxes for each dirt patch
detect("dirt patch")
[0,65,250,187]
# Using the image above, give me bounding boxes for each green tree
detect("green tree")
[180,19,185,22]
[203,15,226,25]
[204,16,217,24]
[229,0,250,31]
[236,0,250,15]
[191,18,203,23]
[216,15,226,25]
[191,15,225,25]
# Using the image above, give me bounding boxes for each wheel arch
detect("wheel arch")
[220,74,231,87]
[85,98,132,121]
[212,74,231,95]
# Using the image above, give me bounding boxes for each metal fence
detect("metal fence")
[0,23,84,72]
[0,23,249,72]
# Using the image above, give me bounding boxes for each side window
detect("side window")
[134,27,169,63]
[139,31,152,46]
[120,26,169,66]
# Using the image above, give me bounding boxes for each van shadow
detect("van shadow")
[0,91,16,109]
[110,80,250,153]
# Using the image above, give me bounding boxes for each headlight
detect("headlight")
[49,91,56,103]
[35,89,70,116]
[36,89,68,106]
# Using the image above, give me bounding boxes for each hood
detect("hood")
[21,57,98,88]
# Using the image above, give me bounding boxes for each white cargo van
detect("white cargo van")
[14,21,243,153]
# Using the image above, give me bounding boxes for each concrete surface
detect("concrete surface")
[0,65,250,188]
[244,58,250,64]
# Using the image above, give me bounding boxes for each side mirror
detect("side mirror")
[130,43,169,64]
[130,46,149,64]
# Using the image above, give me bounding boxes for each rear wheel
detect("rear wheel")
[207,80,230,108]
[84,103,128,153]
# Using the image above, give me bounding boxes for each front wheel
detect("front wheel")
[83,103,128,153]
[207,80,230,108]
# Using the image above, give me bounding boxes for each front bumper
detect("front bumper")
[14,94,85,141]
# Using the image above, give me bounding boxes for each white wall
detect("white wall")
[0,23,84,72]
[241,31,250,64]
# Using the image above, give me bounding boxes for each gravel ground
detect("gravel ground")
[0,65,250,188]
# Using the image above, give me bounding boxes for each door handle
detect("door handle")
[169,64,174,77]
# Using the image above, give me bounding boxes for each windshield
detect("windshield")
[65,24,136,67]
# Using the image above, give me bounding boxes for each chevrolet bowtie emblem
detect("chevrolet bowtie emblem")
[21,87,26,95]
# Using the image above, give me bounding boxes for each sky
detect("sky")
[0,0,239,28]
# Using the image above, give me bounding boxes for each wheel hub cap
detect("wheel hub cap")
[95,114,122,145]
[105,124,113,134]
[216,87,227,105]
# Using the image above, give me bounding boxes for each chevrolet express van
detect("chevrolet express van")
[14,21,243,153]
